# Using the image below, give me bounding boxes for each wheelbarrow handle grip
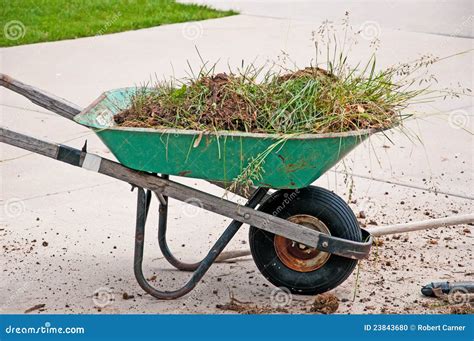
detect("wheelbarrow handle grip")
[0,73,82,120]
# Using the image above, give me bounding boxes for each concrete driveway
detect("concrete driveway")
[1,1,472,314]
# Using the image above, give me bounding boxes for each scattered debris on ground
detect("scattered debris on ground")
[449,304,473,314]
[216,293,288,314]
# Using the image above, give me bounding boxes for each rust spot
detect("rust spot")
[285,160,307,173]
[178,170,192,177]
[274,215,331,272]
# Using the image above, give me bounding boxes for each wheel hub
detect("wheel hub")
[274,214,331,272]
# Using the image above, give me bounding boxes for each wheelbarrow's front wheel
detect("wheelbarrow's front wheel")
[249,186,362,295]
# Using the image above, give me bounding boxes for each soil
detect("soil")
[192,73,259,131]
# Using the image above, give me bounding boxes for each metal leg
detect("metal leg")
[158,193,201,271]
[133,186,269,300]
[157,175,201,271]
[144,189,152,217]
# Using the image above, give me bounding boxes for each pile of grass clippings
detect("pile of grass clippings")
[115,14,468,136]
[114,64,412,134]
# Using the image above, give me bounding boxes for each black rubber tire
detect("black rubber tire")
[249,186,361,295]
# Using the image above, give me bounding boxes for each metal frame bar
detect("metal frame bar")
[157,177,263,272]
[135,187,269,299]
[156,175,201,272]
[157,190,201,271]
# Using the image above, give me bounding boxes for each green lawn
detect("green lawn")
[0,0,236,47]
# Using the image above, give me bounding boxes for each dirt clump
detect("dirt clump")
[194,73,258,131]
[309,293,339,314]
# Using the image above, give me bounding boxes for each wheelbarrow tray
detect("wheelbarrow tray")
[75,88,373,189]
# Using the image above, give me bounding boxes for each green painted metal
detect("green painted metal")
[75,88,373,189]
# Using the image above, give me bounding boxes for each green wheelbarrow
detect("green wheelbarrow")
[1,74,374,299]
[77,88,368,190]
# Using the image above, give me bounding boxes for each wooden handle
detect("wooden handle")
[0,73,82,120]
[368,214,474,237]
